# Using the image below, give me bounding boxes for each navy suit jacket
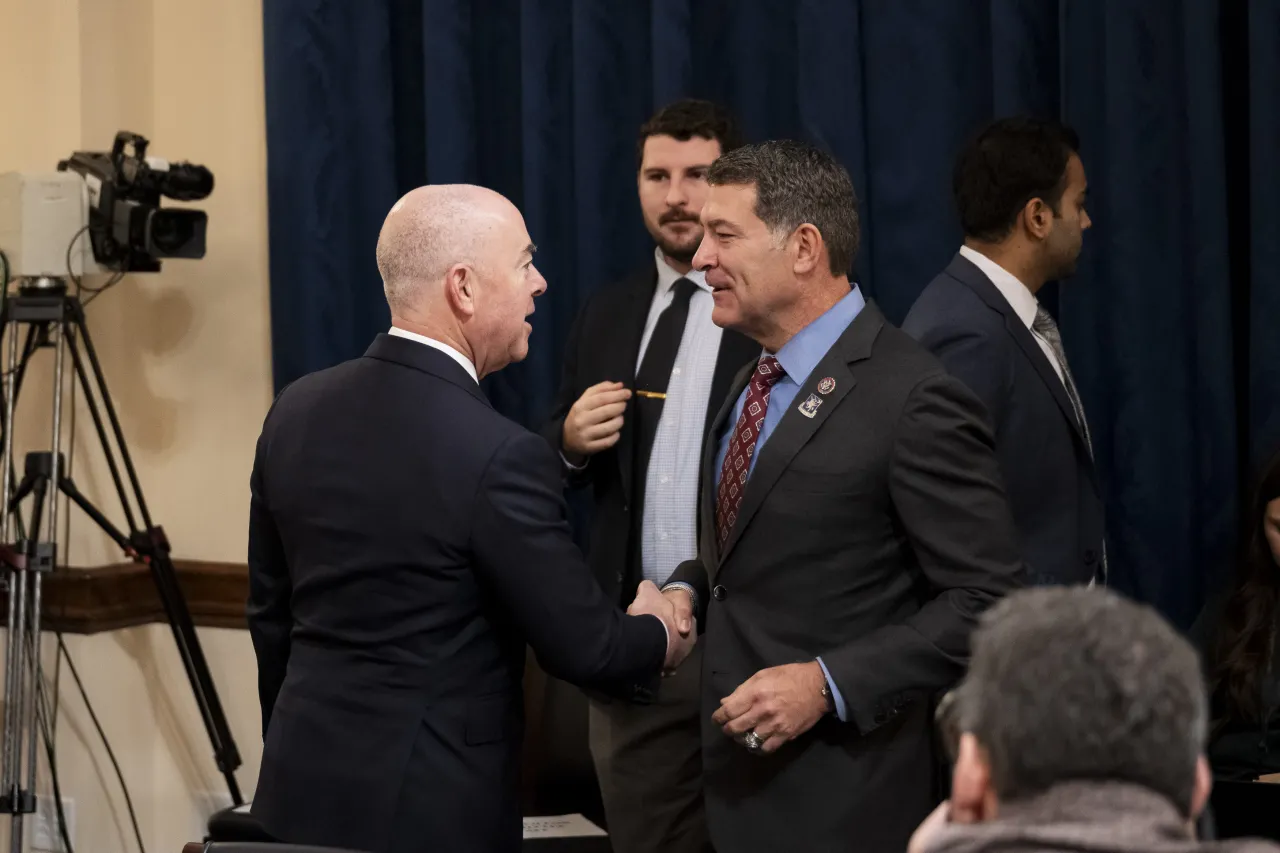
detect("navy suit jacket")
[247,334,666,853]
[902,253,1105,585]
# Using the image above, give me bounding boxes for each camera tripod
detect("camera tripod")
[0,276,242,852]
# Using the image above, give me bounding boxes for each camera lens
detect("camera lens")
[147,209,207,258]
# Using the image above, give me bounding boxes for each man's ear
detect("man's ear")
[790,223,824,276]
[444,263,477,318]
[1021,197,1054,241]
[1190,754,1213,821]
[951,733,997,824]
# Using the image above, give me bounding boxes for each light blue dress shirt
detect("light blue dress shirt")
[712,285,866,722]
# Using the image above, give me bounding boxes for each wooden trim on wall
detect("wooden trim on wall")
[0,560,248,634]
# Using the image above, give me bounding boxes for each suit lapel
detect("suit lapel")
[612,269,658,500]
[944,254,1091,453]
[716,304,883,570]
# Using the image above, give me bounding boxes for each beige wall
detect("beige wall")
[0,0,272,851]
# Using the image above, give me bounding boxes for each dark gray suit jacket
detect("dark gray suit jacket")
[902,254,1105,586]
[668,303,1025,852]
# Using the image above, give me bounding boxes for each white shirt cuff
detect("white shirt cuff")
[660,582,699,616]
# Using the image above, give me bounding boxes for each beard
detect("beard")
[646,209,703,263]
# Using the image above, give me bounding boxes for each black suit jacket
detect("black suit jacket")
[540,267,759,605]
[902,253,1105,585]
[668,303,1025,852]
[247,334,667,853]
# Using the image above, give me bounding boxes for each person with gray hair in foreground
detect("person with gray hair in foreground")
[910,587,1280,853]
[247,184,694,853]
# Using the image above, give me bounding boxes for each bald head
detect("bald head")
[375,184,547,379]
[376,184,520,316]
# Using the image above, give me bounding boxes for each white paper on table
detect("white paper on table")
[522,814,608,838]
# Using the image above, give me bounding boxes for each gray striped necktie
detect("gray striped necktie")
[1032,306,1092,457]
[1032,305,1106,584]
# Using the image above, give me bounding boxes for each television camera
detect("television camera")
[0,132,239,853]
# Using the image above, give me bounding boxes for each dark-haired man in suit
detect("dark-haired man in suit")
[542,99,758,853]
[902,116,1104,587]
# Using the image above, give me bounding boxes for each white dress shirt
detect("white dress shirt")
[637,248,724,587]
[388,326,478,384]
[958,245,1065,386]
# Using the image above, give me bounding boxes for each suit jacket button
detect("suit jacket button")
[712,585,727,601]
[1084,550,1098,565]
[616,572,624,583]
[874,711,887,725]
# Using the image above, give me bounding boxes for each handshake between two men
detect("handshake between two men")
[624,579,829,758]
[626,581,697,673]
[625,580,835,756]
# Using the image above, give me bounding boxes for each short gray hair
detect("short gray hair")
[707,139,860,277]
[954,587,1207,815]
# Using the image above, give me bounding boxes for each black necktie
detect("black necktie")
[632,277,697,488]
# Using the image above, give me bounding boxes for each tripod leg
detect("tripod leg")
[58,475,130,553]
[24,478,47,560]
[1,326,44,544]
[0,312,37,846]
[9,324,41,413]
[21,321,66,800]
[69,305,243,803]
[1,314,23,803]
[63,321,138,534]
[145,550,244,801]
[8,472,35,513]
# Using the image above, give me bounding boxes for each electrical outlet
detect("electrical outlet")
[32,795,74,853]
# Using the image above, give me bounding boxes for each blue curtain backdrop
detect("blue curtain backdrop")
[262,0,1279,631]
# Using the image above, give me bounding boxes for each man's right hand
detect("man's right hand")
[628,580,695,672]
[562,381,632,465]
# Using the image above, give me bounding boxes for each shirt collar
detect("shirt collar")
[654,246,711,296]
[773,285,867,387]
[387,326,479,384]
[958,245,1040,330]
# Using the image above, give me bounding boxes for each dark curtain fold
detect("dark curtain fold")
[1248,0,1280,469]
[262,0,1277,627]
[1060,0,1239,626]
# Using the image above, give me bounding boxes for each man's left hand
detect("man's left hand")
[711,662,829,754]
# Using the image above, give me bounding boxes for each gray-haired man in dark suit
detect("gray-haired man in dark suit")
[659,140,1026,852]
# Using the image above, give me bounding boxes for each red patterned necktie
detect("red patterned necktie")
[715,355,785,551]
